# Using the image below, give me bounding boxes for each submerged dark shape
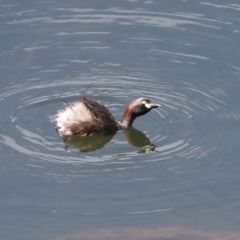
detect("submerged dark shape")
[54,96,160,137]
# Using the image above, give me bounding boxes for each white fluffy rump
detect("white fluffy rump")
[54,101,92,137]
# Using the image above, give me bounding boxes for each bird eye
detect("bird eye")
[142,100,151,109]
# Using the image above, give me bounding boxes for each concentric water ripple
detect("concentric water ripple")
[0,73,228,166]
[2,2,237,168]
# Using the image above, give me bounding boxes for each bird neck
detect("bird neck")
[120,112,136,129]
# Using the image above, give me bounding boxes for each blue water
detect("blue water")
[1,1,240,240]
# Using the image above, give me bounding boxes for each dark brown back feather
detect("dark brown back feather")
[70,97,120,136]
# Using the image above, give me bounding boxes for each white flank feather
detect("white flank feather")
[54,101,92,137]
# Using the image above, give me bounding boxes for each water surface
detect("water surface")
[1,1,240,240]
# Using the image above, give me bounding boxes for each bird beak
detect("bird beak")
[150,103,161,108]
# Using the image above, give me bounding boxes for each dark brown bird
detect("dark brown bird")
[54,97,160,137]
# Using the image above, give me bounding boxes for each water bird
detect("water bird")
[55,97,160,137]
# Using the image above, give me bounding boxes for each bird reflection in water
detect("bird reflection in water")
[124,127,156,153]
[63,126,156,153]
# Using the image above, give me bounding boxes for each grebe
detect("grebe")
[54,97,160,137]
